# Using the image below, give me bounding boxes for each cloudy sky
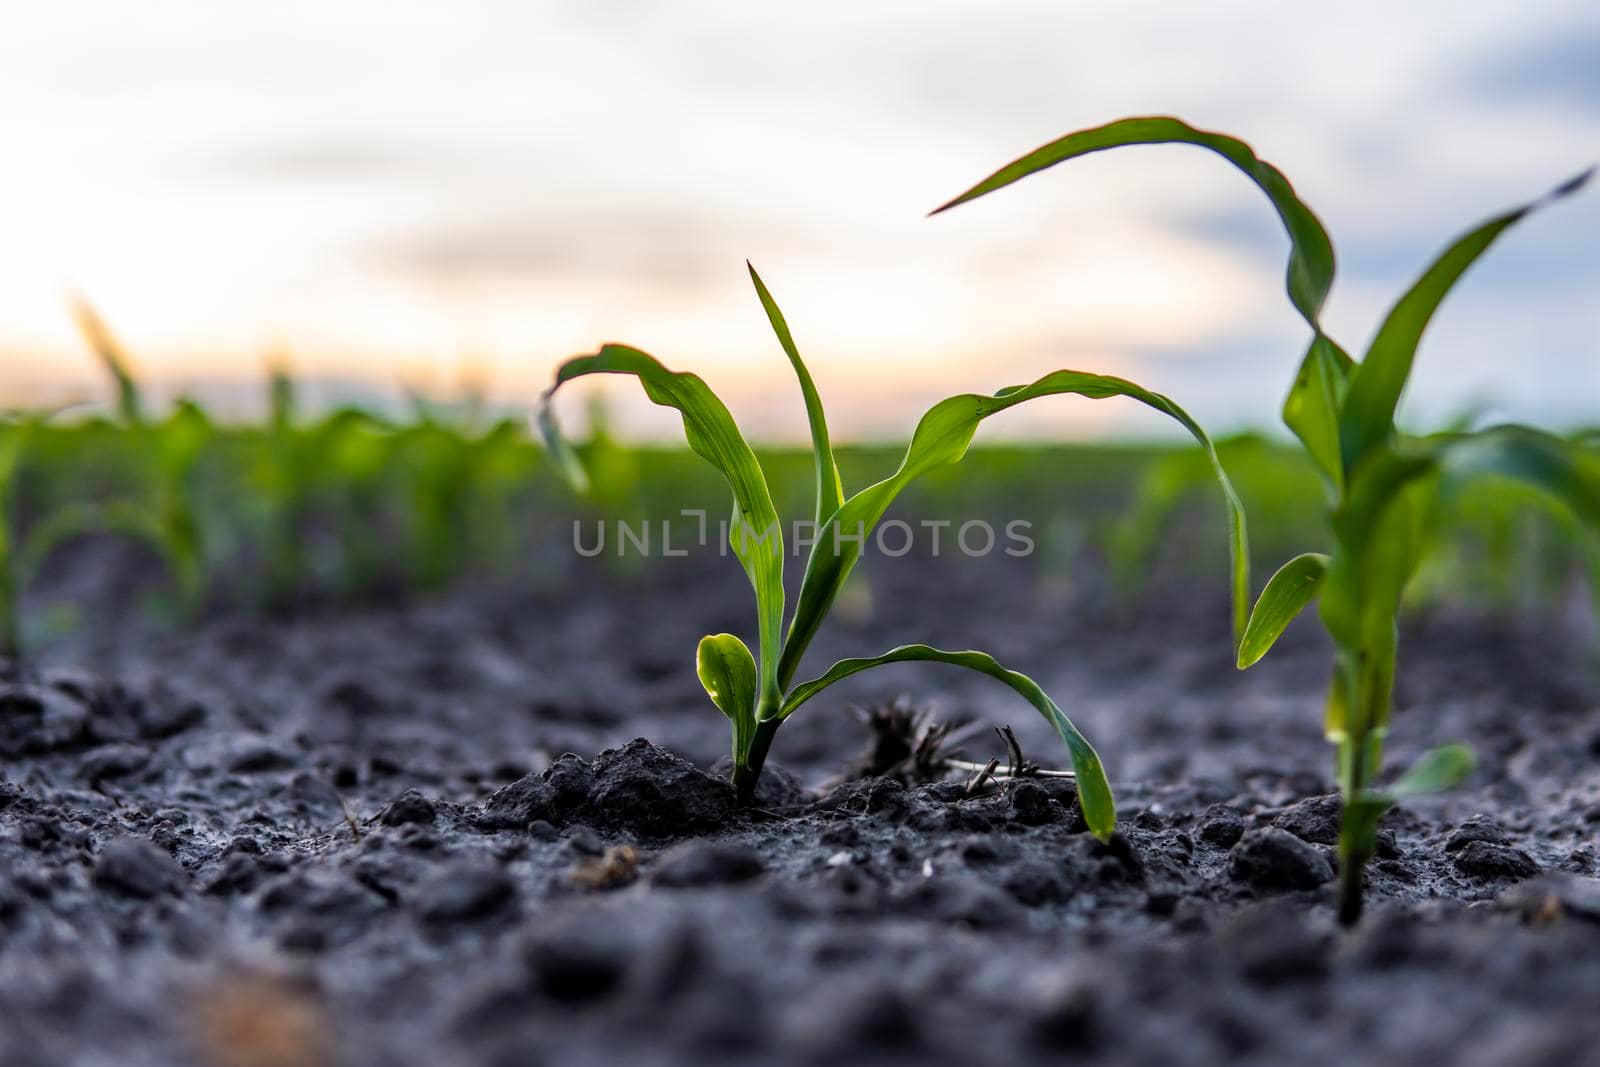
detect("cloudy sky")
[0,1,1595,439]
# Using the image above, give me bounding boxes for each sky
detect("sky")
[0,1,1596,440]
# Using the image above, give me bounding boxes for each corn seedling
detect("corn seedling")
[0,405,108,671]
[575,393,641,514]
[937,115,1600,921]
[0,411,37,669]
[256,364,315,602]
[72,299,212,614]
[255,365,377,603]
[1108,435,1324,604]
[397,397,533,591]
[540,264,1248,837]
[318,409,400,599]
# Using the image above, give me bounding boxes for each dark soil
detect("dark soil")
[4,546,1600,1066]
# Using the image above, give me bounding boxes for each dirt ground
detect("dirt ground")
[2,542,1599,1066]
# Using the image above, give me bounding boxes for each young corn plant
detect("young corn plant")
[540,264,1249,837]
[256,364,317,604]
[253,366,385,604]
[0,406,104,672]
[395,392,534,592]
[72,299,212,614]
[0,411,39,670]
[936,115,1600,921]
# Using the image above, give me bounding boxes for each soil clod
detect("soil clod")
[1452,840,1541,881]
[651,841,766,887]
[1229,827,1335,890]
[93,836,189,899]
[379,788,438,827]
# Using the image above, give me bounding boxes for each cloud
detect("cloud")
[213,141,435,182]
[1461,21,1600,109]
[2,0,1596,436]
[371,211,743,291]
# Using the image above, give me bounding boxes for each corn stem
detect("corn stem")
[733,718,781,806]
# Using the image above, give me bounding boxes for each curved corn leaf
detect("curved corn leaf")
[1441,425,1600,619]
[781,643,1114,841]
[697,633,759,760]
[18,500,167,580]
[931,115,1335,329]
[748,263,844,529]
[1438,425,1600,530]
[777,370,1248,687]
[1339,169,1594,472]
[0,404,86,486]
[1237,552,1329,668]
[535,402,592,495]
[540,345,786,703]
[1106,446,1210,597]
[930,115,1355,494]
[1387,743,1475,799]
[1,405,93,661]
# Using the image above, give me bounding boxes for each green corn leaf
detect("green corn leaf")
[159,400,212,475]
[535,402,592,495]
[1282,335,1355,493]
[0,422,28,487]
[1328,425,1600,639]
[1331,739,1465,889]
[931,115,1336,330]
[1325,444,1440,648]
[1320,447,1436,739]
[1,406,92,661]
[1105,447,1209,597]
[1343,743,1476,856]
[18,500,166,580]
[696,633,758,721]
[1387,743,1476,799]
[1438,425,1600,531]
[697,633,759,760]
[778,369,1248,687]
[931,115,1350,502]
[1438,425,1600,620]
[1237,552,1329,668]
[748,263,844,529]
[541,345,786,704]
[0,417,28,661]
[781,643,1114,841]
[1321,424,1600,744]
[1317,441,1437,745]
[1339,168,1594,472]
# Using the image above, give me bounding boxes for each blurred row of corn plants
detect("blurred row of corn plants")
[0,303,1593,668]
